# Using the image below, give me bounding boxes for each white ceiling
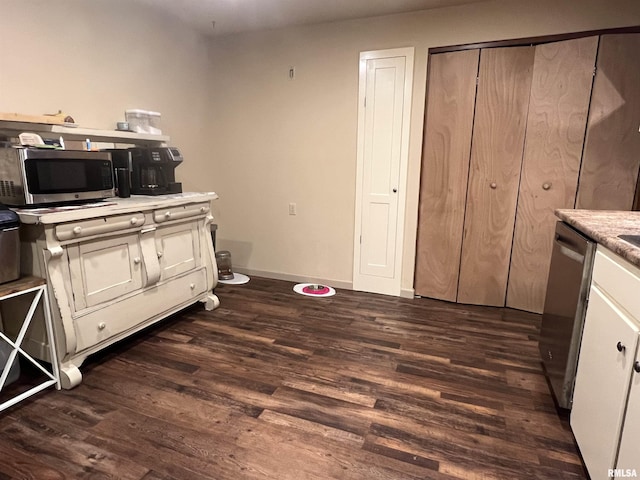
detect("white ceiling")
[131,0,490,36]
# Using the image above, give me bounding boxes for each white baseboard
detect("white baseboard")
[232,267,352,291]
[231,267,416,299]
[400,288,415,299]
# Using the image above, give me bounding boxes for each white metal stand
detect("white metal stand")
[0,279,60,412]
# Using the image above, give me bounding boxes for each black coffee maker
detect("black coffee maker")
[108,147,183,195]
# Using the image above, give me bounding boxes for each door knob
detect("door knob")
[133,257,141,265]
[617,341,626,352]
[392,188,397,193]
[634,361,640,373]
[98,322,106,330]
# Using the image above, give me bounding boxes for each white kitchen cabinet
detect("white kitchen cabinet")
[617,350,640,470]
[571,245,640,478]
[67,232,144,310]
[3,193,219,389]
[571,287,639,477]
[153,201,210,281]
[155,220,200,281]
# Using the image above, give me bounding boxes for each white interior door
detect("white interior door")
[353,48,414,296]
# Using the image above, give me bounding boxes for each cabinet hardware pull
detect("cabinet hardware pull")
[200,207,207,213]
[617,341,626,352]
[634,361,640,373]
[133,257,141,265]
[130,217,138,225]
[165,211,172,219]
[392,188,397,193]
[190,283,196,290]
[98,322,106,330]
[157,251,163,258]
[490,182,497,189]
[542,183,551,190]
[73,226,82,235]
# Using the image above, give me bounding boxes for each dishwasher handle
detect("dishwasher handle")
[555,234,586,264]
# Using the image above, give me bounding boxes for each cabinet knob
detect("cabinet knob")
[73,226,82,235]
[617,341,626,352]
[542,183,552,191]
[200,207,207,213]
[165,211,172,219]
[130,217,138,225]
[157,251,163,258]
[490,182,497,189]
[392,188,397,193]
[634,361,640,373]
[190,283,196,290]
[98,322,106,330]
[133,257,141,265]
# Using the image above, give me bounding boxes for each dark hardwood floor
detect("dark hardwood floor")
[0,277,586,479]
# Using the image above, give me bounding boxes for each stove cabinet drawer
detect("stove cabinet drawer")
[56,213,146,241]
[153,202,209,223]
[72,268,207,352]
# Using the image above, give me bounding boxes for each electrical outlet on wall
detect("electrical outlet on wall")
[289,203,297,215]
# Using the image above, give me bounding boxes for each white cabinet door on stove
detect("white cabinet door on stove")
[67,233,144,311]
[155,221,201,281]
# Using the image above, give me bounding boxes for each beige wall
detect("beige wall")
[208,0,640,293]
[0,0,213,191]
[1,0,639,295]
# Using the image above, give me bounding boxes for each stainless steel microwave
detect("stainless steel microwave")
[0,147,114,206]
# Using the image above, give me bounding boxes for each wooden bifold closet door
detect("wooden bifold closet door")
[456,46,535,307]
[576,33,640,211]
[415,35,602,313]
[415,46,536,306]
[506,36,598,313]
[414,49,479,302]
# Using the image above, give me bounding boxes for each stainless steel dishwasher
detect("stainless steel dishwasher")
[539,221,596,410]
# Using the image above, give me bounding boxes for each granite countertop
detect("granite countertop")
[556,209,640,268]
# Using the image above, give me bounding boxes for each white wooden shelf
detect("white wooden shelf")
[0,120,169,146]
[0,277,60,412]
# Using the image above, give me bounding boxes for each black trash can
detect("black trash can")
[0,206,20,284]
